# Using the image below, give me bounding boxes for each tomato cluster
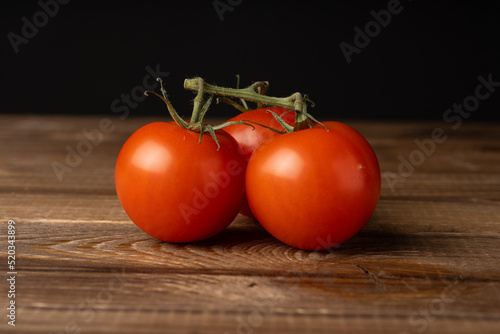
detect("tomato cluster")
[115,78,381,250]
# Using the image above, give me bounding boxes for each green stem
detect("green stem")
[184,78,305,113]
[144,79,188,128]
[217,97,248,113]
[184,77,317,131]
[256,81,268,109]
[294,111,309,131]
[145,77,257,151]
[235,74,249,110]
[190,77,205,124]
[265,110,294,133]
[197,94,214,125]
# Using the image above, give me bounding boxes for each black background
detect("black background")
[2,0,499,121]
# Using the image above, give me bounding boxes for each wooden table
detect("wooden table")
[1,114,499,334]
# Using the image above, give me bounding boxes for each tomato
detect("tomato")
[115,122,246,243]
[245,121,381,250]
[224,107,295,217]
[225,107,295,161]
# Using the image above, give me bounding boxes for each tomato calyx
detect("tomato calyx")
[145,77,255,150]
[184,77,326,133]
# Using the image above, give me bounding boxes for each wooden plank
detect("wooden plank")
[14,308,500,334]
[0,115,500,333]
[2,209,500,333]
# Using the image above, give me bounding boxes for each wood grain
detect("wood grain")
[0,115,499,333]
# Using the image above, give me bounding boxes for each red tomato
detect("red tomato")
[245,121,381,250]
[224,107,295,217]
[225,107,295,161]
[115,122,246,242]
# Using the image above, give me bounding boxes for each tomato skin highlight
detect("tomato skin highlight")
[245,121,381,250]
[224,107,295,217]
[115,122,246,243]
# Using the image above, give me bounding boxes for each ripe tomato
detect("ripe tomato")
[115,122,246,243]
[225,107,295,161]
[224,107,295,217]
[245,121,381,250]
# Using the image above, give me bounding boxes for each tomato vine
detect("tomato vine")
[144,77,255,150]
[184,77,325,132]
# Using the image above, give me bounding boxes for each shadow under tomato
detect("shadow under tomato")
[151,210,425,257]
